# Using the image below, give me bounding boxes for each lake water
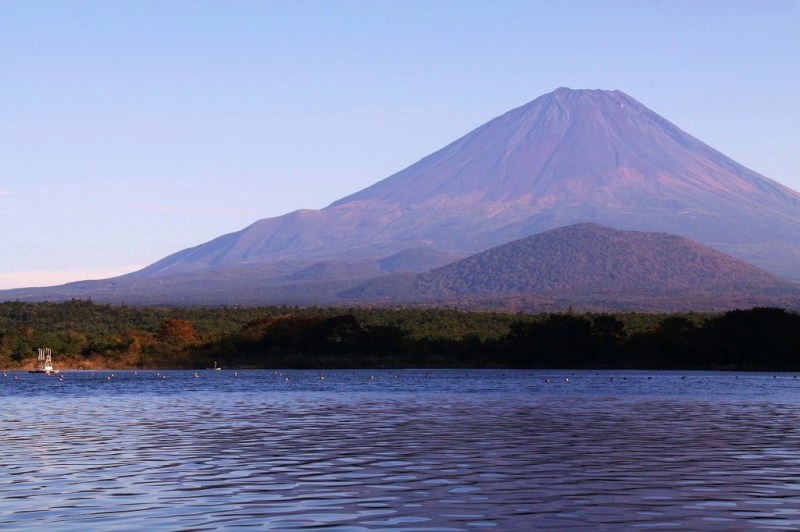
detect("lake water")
[3,369,800,530]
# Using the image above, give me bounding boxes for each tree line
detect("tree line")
[1,300,798,371]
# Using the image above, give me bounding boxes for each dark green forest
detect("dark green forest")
[1,300,799,371]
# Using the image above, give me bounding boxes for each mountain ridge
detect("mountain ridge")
[132,87,800,281]
[2,87,800,308]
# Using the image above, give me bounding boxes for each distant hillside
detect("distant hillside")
[343,224,800,310]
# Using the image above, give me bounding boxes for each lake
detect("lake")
[3,369,800,529]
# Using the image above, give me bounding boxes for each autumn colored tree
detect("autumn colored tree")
[158,318,197,344]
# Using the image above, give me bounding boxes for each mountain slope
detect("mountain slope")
[3,87,800,307]
[344,224,800,307]
[135,88,800,281]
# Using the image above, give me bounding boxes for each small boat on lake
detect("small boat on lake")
[29,348,59,374]
[206,361,222,371]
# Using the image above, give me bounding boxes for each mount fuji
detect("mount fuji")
[4,88,800,306]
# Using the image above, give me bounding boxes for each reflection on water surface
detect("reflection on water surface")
[2,369,800,529]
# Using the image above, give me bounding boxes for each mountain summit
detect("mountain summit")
[136,88,800,282]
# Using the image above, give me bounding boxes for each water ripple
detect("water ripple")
[3,370,800,529]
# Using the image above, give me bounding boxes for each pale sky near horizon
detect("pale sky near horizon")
[1,0,799,289]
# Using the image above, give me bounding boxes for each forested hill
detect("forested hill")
[1,301,799,371]
[344,224,800,306]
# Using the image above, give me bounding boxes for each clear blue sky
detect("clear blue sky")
[1,0,798,289]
